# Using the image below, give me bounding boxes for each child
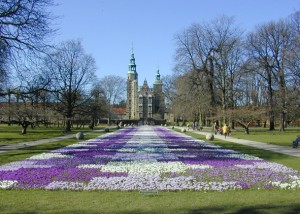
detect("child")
[222,124,229,139]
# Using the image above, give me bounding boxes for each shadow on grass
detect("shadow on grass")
[182,204,300,214]
[12,204,300,214]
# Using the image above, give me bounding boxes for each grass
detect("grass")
[1,126,300,213]
[196,126,300,146]
[0,132,104,165]
[186,132,300,171]
[1,189,300,213]
[230,127,300,147]
[0,124,106,145]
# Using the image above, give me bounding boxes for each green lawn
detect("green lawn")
[1,189,300,214]
[1,126,300,213]
[0,124,106,145]
[0,132,103,165]
[230,127,300,147]
[199,126,300,147]
[186,132,300,171]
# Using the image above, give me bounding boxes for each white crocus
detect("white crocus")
[0,180,18,189]
[78,161,211,174]
[28,153,72,160]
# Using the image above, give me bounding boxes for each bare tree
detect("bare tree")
[84,82,109,129]
[0,41,9,93]
[0,0,56,54]
[45,40,97,132]
[174,15,244,125]
[161,74,177,108]
[0,0,56,98]
[288,11,300,91]
[207,16,244,125]
[172,73,195,123]
[287,11,300,124]
[174,23,217,109]
[99,75,126,124]
[171,12,300,131]
[247,20,293,131]
[99,75,126,105]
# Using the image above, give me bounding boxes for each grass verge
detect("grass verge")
[0,132,103,165]
[1,189,300,213]
[0,124,106,145]
[186,132,300,171]
[199,126,300,147]
[231,129,300,147]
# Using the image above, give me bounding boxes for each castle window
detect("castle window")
[148,96,152,104]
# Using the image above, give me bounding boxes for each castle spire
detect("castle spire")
[154,69,162,85]
[128,50,136,74]
[156,69,160,80]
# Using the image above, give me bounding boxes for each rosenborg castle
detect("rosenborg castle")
[126,51,165,123]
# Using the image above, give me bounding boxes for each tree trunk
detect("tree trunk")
[66,119,72,132]
[22,127,27,135]
[278,66,286,132]
[231,120,235,130]
[8,89,11,126]
[279,111,286,132]
[89,119,94,130]
[21,120,31,135]
[266,68,275,131]
[207,59,216,108]
[237,120,251,134]
[269,110,275,131]
[245,127,249,134]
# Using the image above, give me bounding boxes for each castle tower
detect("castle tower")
[126,51,138,119]
[153,69,164,119]
[138,79,153,119]
[126,51,165,122]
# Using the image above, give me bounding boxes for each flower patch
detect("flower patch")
[0,126,299,191]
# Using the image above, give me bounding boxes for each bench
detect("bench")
[292,136,300,148]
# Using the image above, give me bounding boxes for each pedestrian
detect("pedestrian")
[222,124,229,139]
[228,125,231,137]
[214,122,218,135]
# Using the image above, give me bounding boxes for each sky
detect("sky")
[52,0,300,85]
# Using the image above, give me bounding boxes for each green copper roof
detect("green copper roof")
[128,52,137,73]
[154,69,162,84]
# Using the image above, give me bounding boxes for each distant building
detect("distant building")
[126,51,165,122]
[111,107,127,120]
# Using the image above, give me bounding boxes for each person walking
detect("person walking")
[222,124,229,139]
[214,121,219,135]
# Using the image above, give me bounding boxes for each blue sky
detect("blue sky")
[53,0,300,85]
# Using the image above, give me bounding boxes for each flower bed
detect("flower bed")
[0,126,299,191]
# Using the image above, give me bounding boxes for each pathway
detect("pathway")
[0,129,105,154]
[177,127,300,157]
